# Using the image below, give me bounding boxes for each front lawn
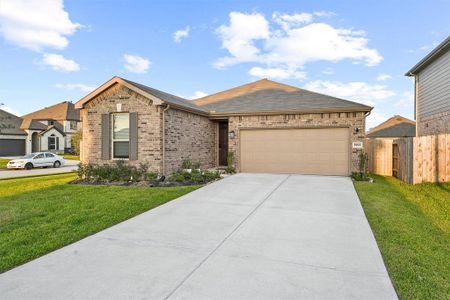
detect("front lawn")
[0,173,199,273]
[63,154,80,160]
[354,176,449,299]
[0,158,10,169]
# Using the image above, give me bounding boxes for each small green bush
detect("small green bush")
[225,152,236,174]
[146,171,158,181]
[203,170,221,181]
[190,169,203,182]
[192,161,201,169]
[181,159,193,169]
[169,172,186,182]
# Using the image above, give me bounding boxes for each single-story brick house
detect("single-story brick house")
[75,77,372,176]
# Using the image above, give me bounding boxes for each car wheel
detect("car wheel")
[53,161,61,168]
[25,163,33,170]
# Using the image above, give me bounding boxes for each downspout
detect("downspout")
[161,104,170,175]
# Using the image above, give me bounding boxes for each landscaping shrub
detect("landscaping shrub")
[181,159,193,169]
[225,152,236,174]
[76,160,222,187]
[146,171,158,181]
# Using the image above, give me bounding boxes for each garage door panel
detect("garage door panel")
[0,139,26,156]
[240,128,349,175]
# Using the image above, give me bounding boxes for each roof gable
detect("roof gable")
[193,79,300,105]
[367,115,416,138]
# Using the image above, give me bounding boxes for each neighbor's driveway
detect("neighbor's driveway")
[0,174,397,299]
[0,160,79,179]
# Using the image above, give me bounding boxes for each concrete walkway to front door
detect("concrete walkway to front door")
[0,174,397,299]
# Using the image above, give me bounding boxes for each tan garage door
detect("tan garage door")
[240,128,350,175]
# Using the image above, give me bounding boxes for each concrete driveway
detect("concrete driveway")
[0,160,79,179]
[0,174,397,299]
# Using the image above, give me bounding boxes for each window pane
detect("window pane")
[113,114,129,139]
[113,141,129,158]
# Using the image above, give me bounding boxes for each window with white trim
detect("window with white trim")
[112,113,129,159]
[48,134,59,150]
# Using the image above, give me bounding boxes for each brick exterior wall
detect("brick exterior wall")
[164,109,216,174]
[417,111,450,136]
[227,112,367,173]
[81,84,164,172]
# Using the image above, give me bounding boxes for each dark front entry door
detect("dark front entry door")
[218,122,228,166]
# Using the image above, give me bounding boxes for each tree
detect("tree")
[71,129,82,155]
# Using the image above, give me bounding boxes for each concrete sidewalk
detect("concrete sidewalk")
[0,174,397,299]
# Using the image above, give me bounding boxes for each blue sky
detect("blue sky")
[0,0,449,129]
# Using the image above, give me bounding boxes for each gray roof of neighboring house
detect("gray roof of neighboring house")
[367,122,416,138]
[121,78,208,114]
[197,88,372,114]
[0,109,27,135]
[406,36,450,76]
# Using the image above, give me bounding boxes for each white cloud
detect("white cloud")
[0,0,81,51]
[55,83,95,92]
[173,26,190,43]
[214,11,382,79]
[272,12,313,30]
[376,73,392,81]
[187,91,208,99]
[322,67,334,75]
[41,53,80,72]
[366,110,388,131]
[313,11,336,17]
[304,80,396,106]
[123,54,151,74]
[249,66,307,80]
[214,12,270,69]
[0,105,20,116]
[395,91,414,109]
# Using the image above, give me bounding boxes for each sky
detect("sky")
[0,0,449,129]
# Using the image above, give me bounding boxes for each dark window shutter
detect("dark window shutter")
[129,112,138,160]
[56,137,59,150]
[101,114,110,160]
[48,137,51,150]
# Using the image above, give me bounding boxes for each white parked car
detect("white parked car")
[7,152,65,170]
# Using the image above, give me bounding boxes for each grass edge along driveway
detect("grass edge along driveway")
[354,175,449,300]
[0,173,200,273]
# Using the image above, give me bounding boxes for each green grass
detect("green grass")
[63,154,80,160]
[0,173,200,273]
[0,158,10,169]
[354,176,449,299]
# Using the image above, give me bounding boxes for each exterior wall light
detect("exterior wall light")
[354,127,360,134]
[229,130,236,139]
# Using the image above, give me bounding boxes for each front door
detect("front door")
[218,122,228,166]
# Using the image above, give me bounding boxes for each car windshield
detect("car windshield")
[21,154,36,159]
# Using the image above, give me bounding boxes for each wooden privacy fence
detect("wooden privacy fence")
[366,134,450,184]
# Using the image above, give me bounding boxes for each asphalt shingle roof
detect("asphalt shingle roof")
[197,88,372,114]
[0,109,27,135]
[22,101,80,122]
[367,122,416,138]
[121,78,208,114]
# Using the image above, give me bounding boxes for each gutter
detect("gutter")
[161,104,170,175]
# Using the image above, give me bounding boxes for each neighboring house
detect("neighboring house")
[76,76,371,176]
[0,109,27,156]
[406,36,450,136]
[21,101,81,154]
[367,115,416,138]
